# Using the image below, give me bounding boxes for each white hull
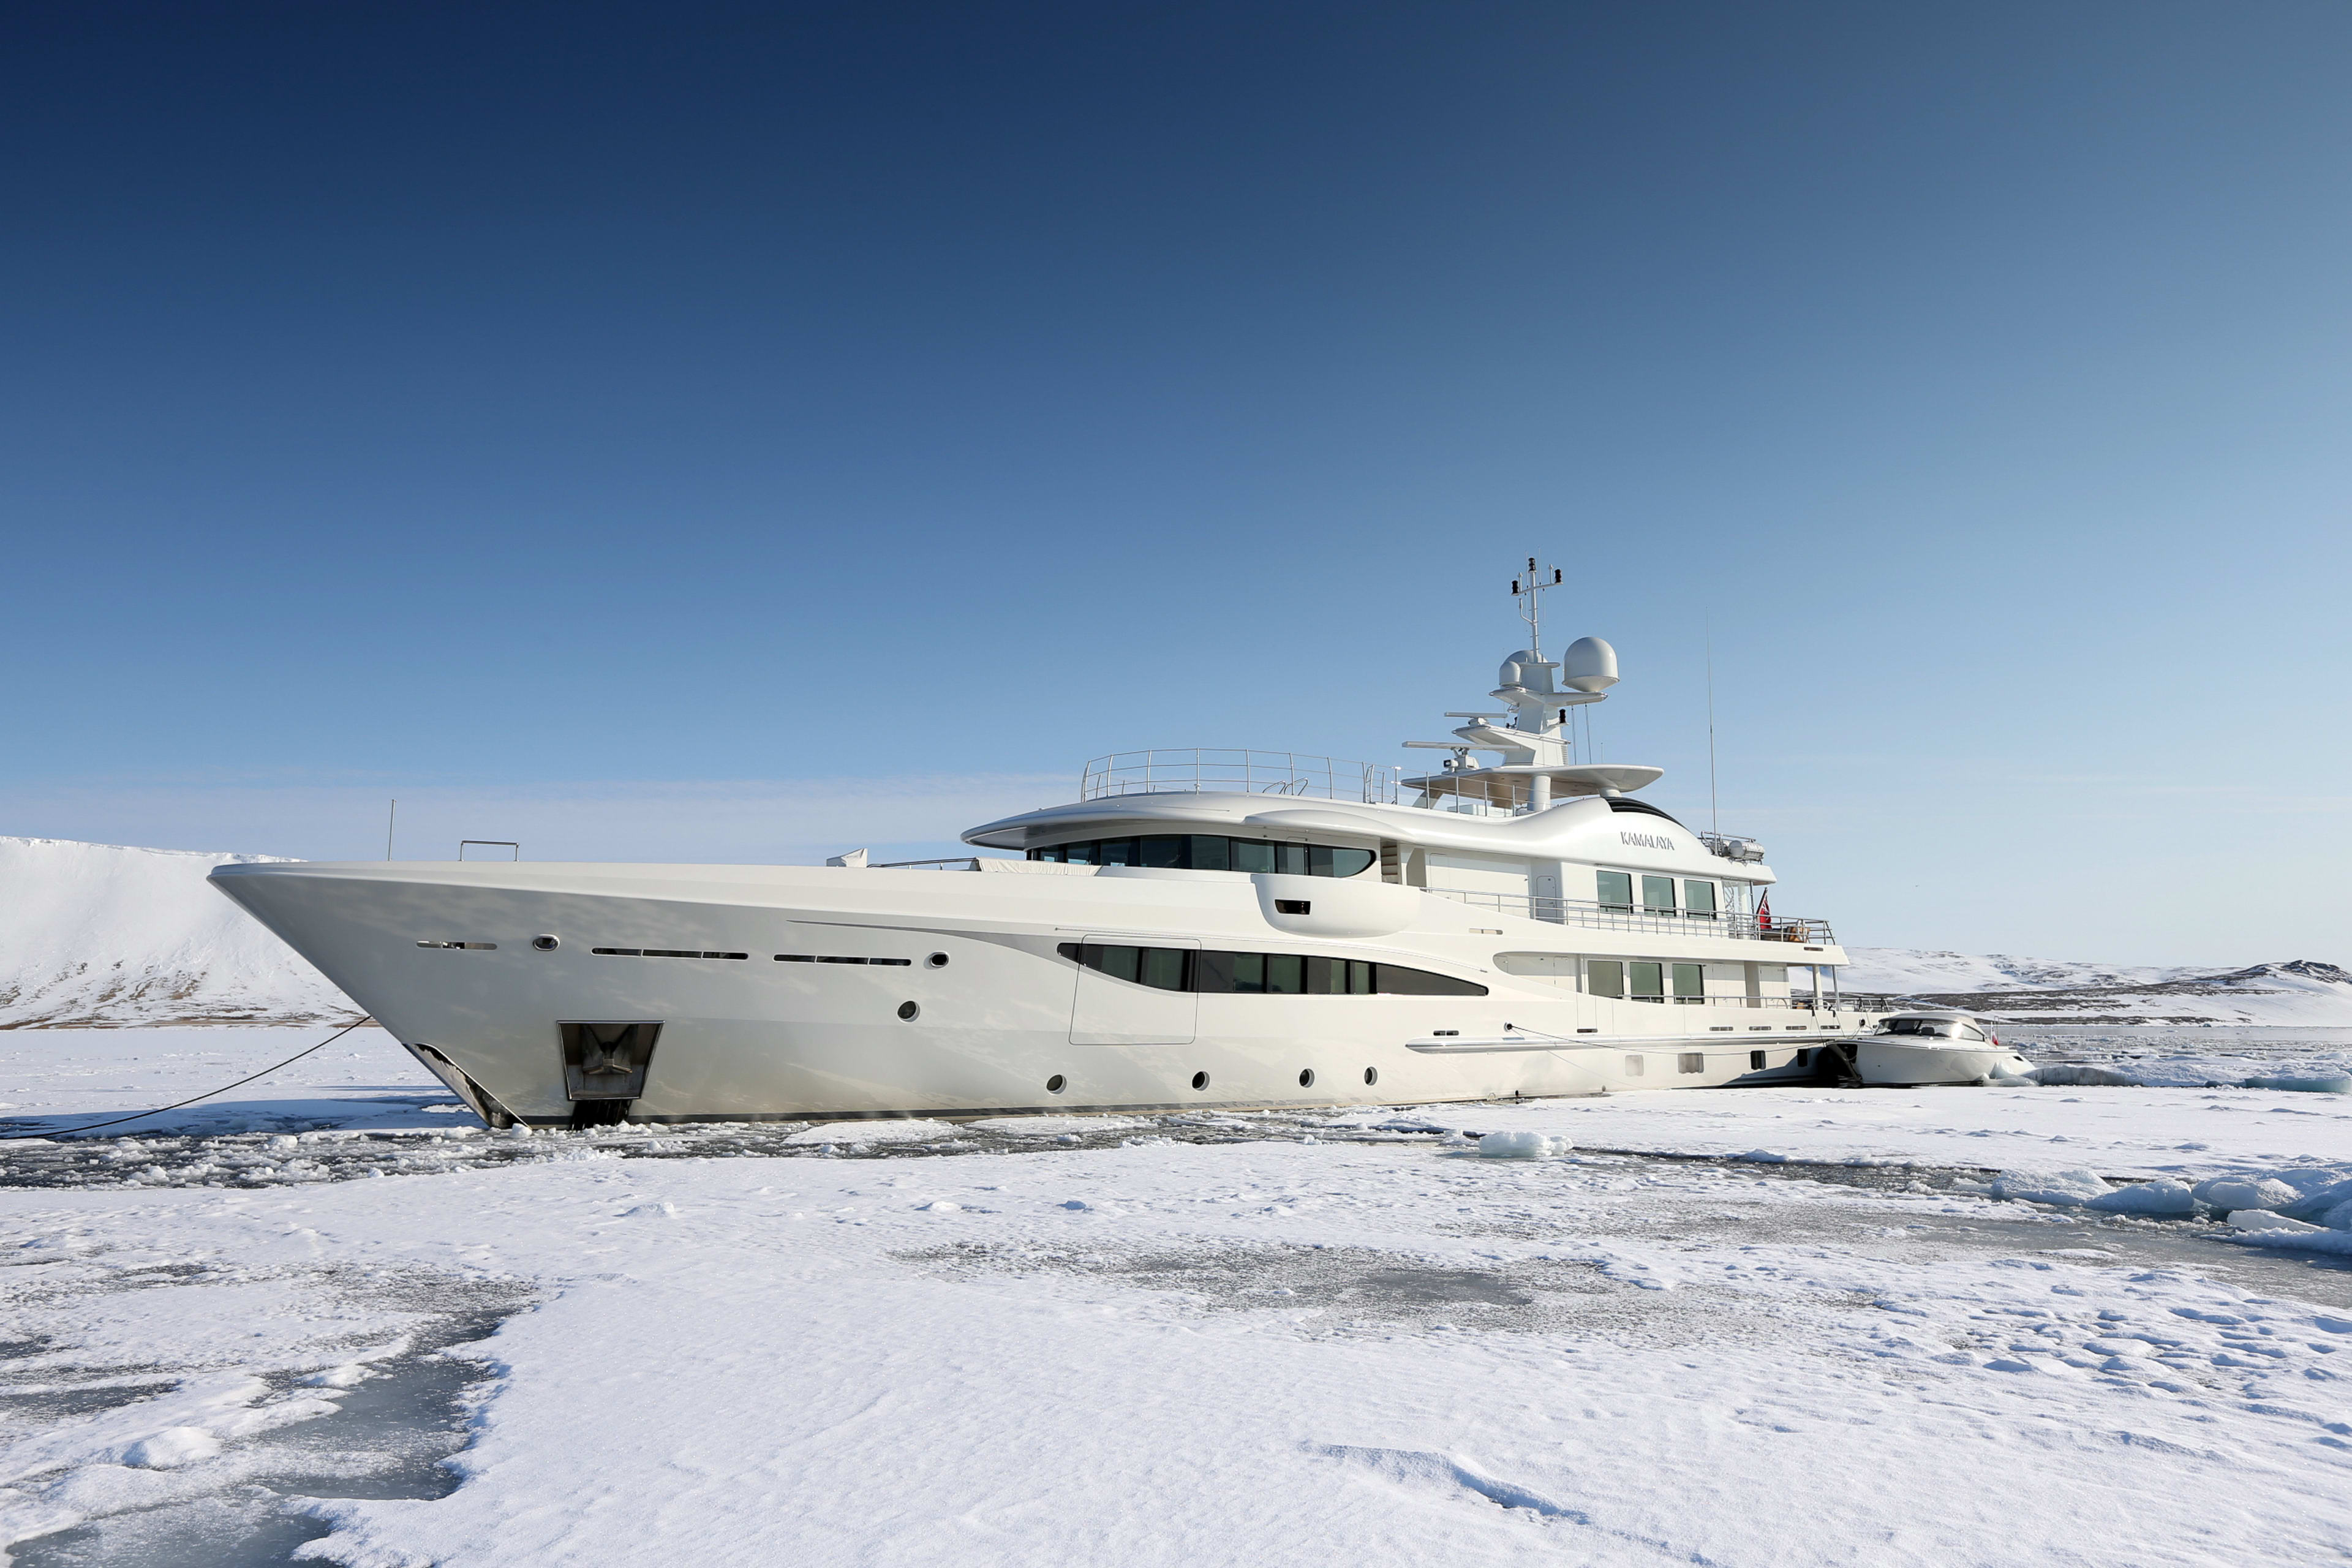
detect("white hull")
[210,858,1863,1126]
[1853,1038,2033,1087]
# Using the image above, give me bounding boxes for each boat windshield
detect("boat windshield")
[1884,1017,1985,1041]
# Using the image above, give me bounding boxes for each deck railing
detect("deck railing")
[1425,886,1834,946]
[1595,993,1901,1012]
[1080,749,1403,805]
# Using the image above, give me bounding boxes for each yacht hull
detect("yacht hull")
[209,859,1853,1125]
[1854,1039,2034,1087]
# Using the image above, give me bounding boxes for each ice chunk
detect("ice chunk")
[121,1426,222,1469]
[2242,1074,2352,1094]
[2280,1178,2352,1224]
[920,1200,961,1213]
[1989,1168,2113,1205]
[2086,1179,2195,1216]
[299,1363,372,1389]
[1477,1131,1573,1159]
[2230,1210,2325,1235]
[2191,1177,2301,1214]
[2029,1065,2139,1087]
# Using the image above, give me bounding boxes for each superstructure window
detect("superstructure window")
[1587,959,1624,998]
[1058,943,1483,997]
[1683,880,1718,919]
[1641,875,1676,916]
[1030,835,1373,877]
[1672,962,1705,1004]
[1596,871,1633,911]
[1630,961,1665,1003]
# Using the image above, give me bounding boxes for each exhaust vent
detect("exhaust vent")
[559,1020,663,1102]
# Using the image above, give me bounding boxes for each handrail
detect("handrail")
[1424,886,1834,945]
[1080,749,1401,805]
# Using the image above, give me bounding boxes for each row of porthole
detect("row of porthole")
[1037,1067,1379,1095]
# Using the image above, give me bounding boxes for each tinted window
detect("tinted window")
[1030,835,1376,876]
[1059,942,1192,992]
[1365,963,1487,996]
[1139,946,1188,990]
[1642,875,1676,914]
[1082,943,1487,997]
[1630,961,1664,1000]
[1683,880,1717,918]
[1672,962,1704,1001]
[1597,871,1633,910]
[1588,959,1624,998]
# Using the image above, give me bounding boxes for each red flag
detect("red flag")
[1756,892,1773,931]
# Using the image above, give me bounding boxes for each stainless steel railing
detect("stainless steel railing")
[1425,886,1834,944]
[1080,749,1403,804]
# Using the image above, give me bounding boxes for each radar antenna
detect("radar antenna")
[1510,556,1564,660]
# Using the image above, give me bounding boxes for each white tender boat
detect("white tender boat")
[1853,1012,2035,1087]
[209,562,1904,1128]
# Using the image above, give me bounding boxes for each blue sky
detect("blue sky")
[4,1,2347,965]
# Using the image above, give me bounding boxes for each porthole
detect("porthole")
[1298,1068,1316,1088]
[1363,1067,1379,1087]
[531,935,560,952]
[927,952,949,968]
[1190,1071,1210,1091]
[897,1001,920,1021]
[1046,1074,1066,1094]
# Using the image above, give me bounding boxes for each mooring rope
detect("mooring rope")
[0,1017,375,1140]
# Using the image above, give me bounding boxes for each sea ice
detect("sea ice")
[1989,1167,2114,1205]
[2085,1178,2196,1216]
[2190,1176,2301,1213]
[1476,1130,1572,1159]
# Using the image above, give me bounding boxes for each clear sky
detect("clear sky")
[4,1,2348,966]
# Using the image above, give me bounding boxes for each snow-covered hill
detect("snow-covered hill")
[1841,948,2352,1026]
[0,837,358,1027]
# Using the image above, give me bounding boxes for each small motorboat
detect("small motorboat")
[1853,1011,2034,1087]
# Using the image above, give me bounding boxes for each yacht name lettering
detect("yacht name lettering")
[1618,831,1675,850]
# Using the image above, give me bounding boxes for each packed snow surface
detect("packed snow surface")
[4,1028,2352,1563]
[0,839,354,1028]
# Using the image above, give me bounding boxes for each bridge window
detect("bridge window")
[1683,880,1717,919]
[1030,835,1373,876]
[1596,871,1633,910]
[1641,875,1676,915]
[1060,943,1483,996]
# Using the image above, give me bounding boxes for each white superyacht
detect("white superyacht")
[211,565,1888,1128]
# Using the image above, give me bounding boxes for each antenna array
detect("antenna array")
[1509,556,1564,660]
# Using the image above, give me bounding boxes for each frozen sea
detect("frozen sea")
[1,1027,2351,1566]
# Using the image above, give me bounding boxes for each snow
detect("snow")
[5,1028,2352,1561]
[0,839,355,1027]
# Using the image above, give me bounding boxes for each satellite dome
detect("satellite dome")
[1498,649,1539,688]
[1561,636,1619,693]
